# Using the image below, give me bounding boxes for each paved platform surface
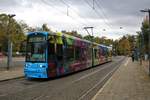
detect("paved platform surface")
[0,57,24,81]
[92,58,150,100]
[0,67,23,82]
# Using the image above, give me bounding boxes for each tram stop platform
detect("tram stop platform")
[92,58,150,100]
[0,67,23,82]
[0,57,24,82]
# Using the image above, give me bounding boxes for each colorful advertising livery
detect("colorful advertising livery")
[24,32,112,79]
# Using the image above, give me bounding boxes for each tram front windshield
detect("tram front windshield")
[26,35,46,62]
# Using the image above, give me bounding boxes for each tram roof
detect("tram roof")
[28,31,48,35]
[27,31,111,49]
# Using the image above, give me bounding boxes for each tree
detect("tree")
[94,36,100,44]
[141,19,149,54]
[117,36,131,55]
[99,36,107,44]
[83,35,93,41]
[0,14,9,52]
[42,24,51,32]
[112,40,119,55]
[18,20,28,33]
[0,13,26,54]
[126,35,135,51]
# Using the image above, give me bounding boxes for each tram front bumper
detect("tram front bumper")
[24,68,48,78]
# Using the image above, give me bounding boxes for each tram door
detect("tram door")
[47,35,57,77]
[56,35,64,75]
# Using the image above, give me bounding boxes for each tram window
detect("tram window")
[105,49,108,57]
[101,48,105,56]
[106,49,109,56]
[94,49,97,58]
[75,47,80,60]
[62,36,67,46]
[88,48,92,59]
[82,48,87,58]
[104,48,107,57]
[109,50,112,56]
[56,44,63,61]
[66,46,74,61]
[48,43,55,60]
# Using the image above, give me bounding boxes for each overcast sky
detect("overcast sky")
[0,0,149,39]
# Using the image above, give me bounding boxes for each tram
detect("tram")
[24,32,112,78]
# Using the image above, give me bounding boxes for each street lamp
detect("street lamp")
[103,29,106,31]
[140,9,150,75]
[7,14,16,70]
[119,27,123,29]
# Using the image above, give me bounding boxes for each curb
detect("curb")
[0,76,24,82]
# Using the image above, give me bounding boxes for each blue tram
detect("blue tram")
[24,32,112,78]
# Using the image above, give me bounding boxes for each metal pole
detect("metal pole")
[7,16,11,70]
[139,33,142,65]
[92,0,95,10]
[91,27,94,66]
[148,10,150,75]
[7,14,15,70]
[7,35,11,70]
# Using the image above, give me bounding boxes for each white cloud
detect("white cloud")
[0,0,149,39]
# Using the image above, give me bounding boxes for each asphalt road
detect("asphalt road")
[0,56,126,100]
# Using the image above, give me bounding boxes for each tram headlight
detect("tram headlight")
[25,64,28,67]
[39,65,43,68]
[39,65,46,68]
[25,63,30,68]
